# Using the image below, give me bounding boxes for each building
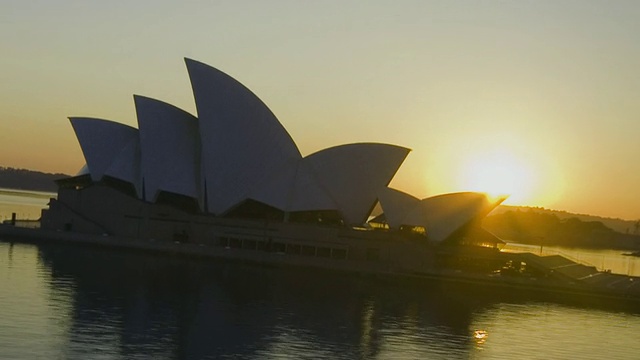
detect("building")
[41,59,504,266]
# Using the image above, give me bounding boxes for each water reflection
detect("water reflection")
[2,241,640,359]
[35,244,499,359]
[0,188,52,221]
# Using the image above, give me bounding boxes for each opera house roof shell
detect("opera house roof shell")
[68,58,502,242]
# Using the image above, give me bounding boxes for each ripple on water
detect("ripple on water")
[3,241,640,359]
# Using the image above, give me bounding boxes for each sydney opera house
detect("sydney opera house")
[41,59,504,271]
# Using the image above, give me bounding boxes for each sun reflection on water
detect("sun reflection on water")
[473,329,488,346]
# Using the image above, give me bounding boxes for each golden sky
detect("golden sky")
[1,1,640,219]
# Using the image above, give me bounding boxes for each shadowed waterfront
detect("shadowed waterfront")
[3,189,640,358]
[33,242,483,359]
[2,240,640,359]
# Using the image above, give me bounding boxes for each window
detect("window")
[332,248,347,260]
[317,247,331,258]
[272,242,286,253]
[229,238,242,248]
[286,244,301,255]
[301,245,316,256]
[217,237,229,247]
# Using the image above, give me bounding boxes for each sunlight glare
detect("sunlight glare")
[459,150,535,204]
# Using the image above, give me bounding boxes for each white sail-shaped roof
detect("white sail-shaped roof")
[288,160,338,212]
[248,159,337,212]
[103,137,142,196]
[66,60,422,225]
[185,58,302,214]
[244,159,298,211]
[76,164,89,176]
[69,117,141,195]
[377,187,420,229]
[304,143,410,225]
[403,192,504,242]
[135,95,200,204]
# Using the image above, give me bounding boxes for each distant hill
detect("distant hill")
[0,167,70,193]
[491,205,639,234]
[485,206,640,250]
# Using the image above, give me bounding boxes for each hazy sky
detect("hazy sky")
[2,1,640,219]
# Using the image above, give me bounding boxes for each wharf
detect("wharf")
[2,223,640,310]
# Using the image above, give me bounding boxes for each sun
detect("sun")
[458,150,535,204]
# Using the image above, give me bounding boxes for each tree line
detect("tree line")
[0,167,68,193]
[483,209,640,250]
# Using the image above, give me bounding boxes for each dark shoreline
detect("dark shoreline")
[3,224,640,313]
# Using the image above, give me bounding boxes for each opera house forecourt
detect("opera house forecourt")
[12,58,637,304]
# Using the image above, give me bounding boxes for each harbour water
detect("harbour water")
[2,189,640,359]
[0,188,52,222]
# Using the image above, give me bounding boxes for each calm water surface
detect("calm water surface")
[0,188,53,221]
[2,189,640,359]
[2,242,640,359]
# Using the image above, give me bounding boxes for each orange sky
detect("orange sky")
[1,1,640,219]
